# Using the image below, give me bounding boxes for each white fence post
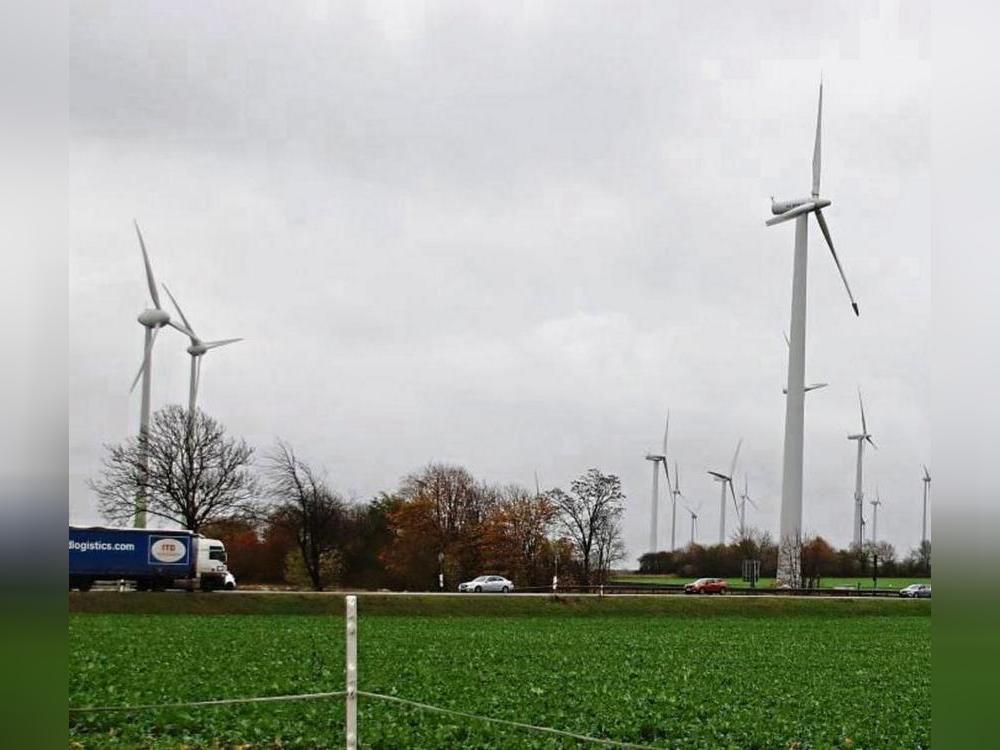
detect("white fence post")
[345,595,357,750]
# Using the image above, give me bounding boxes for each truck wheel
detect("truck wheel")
[78,579,92,592]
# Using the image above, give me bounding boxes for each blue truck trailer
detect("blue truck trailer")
[69,526,231,591]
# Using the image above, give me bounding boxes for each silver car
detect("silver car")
[458,575,514,593]
[899,583,931,598]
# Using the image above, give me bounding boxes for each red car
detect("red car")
[684,577,728,594]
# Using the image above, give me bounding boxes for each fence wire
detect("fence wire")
[70,688,664,748]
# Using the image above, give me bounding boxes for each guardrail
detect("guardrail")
[510,583,907,597]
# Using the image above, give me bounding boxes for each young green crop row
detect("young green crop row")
[70,605,929,749]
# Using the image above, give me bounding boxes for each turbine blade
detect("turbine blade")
[534,470,541,497]
[859,389,868,434]
[662,411,670,456]
[674,460,680,493]
[133,221,162,309]
[804,382,829,392]
[729,481,740,517]
[162,284,195,338]
[812,81,823,198]
[783,331,790,348]
[866,435,877,450]
[729,438,742,479]
[204,337,243,350]
[923,465,931,482]
[129,327,159,393]
[167,320,195,338]
[747,495,759,510]
[707,471,728,481]
[765,201,817,226]
[814,209,859,316]
[661,459,671,489]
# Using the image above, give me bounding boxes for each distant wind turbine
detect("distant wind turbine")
[738,475,758,539]
[708,439,742,545]
[767,80,860,584]
[683,501,701,547]
[162,284,242,414]
[848,390,877,547]
[869,488,883,544]
[644,413,670,553]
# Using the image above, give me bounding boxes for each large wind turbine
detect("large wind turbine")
[669,460,683,551]
[162,284,242,414]
[644,413,670,552]
[129,221,190,527]
[921,466,931,546]
[848,390,877,547]
[767,81,860,584]
[738,475,758,539]
[708,439,742,545]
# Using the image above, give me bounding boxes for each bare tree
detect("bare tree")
[262,440,351,591]
[547,469,625,586]
[90,405,256,533]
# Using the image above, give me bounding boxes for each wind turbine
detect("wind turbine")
[644,413,670,553]
[683,501,701,547]
[161,284,242,415]
[848,390,877,547]
[129,221,191,527]
[767,81,860,584]
[869,488,883,544]
[921,466,931,546]
[738,475,758,539]
[707,439,742,545]
[782,332,828,394]
[669,460,683,551]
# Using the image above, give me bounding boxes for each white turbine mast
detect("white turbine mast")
[162,284,242,415]
[707,438,742,545]
[669,459,683,551]
[129,221,192,527]
[848,389,877,547]
[782,332,828,394]
[921,465,931,546]
[768,80,860,585]
[644,412,670,553]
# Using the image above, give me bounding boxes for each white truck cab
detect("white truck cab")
[196,537,230,591]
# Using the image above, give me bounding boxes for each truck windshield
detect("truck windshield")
[209,546,227,562]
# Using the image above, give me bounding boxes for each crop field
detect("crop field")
[69,595,930,749]
[610,575,929,590]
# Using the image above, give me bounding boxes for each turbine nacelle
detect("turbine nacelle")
[137,308,171,328]
[770,196,832,216]
[645,453,666,462]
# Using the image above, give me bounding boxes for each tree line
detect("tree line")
[89,406,627,590]
[639,530,931,583]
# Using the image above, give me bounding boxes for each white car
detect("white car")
[458,575,514,593]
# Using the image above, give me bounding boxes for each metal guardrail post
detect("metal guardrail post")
[345,595,357,750]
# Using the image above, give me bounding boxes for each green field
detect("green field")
[69,594,930,749]
[611,575,929,590]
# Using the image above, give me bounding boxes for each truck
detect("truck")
[69,526,234,592]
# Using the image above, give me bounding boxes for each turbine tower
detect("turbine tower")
[669,460,683,551]
[708,439,742,545]
[767,81,860,585]
[869,489,883,544]
[129,221,190,527]
[643,413,670,553]
[162,284,242,414]
[848,390,877,547]
[921,466,931,546]
[738,475,758,539]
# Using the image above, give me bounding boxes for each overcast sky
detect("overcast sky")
[69,0,930,562]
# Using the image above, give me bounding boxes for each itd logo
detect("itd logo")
[149,536,188,564]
